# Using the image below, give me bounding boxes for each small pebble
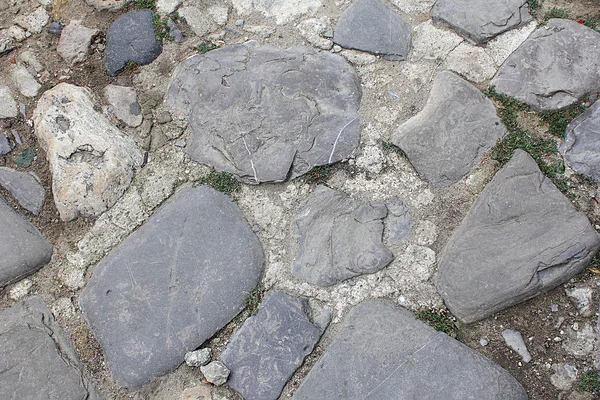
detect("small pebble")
[200,361,230,386]
[235,19,244,26]
[479,338,488,346]
[185,348,211,367]
[551,304,558,312]
[47,21,64,35]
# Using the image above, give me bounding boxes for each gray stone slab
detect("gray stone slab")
[0,296,98,400]
[333,0,412,60]
[290,185,392,287]
[385,197,411,244]
[165,44,361,183]
[0,85,18,119]
[221,291,327,400]
[0,167,45,214]
[0,133,12,155]
[104,10,162,76]
[392,71,506,187]
[431,0,531,44]
[491,19,600,112]
[559,100,600,182]
[437,150,600,323]
[293,300,527,399]
[0,197,52,287]
[80,185,264,388]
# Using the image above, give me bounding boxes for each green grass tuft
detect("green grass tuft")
[303,165,335,185]
[152,13,170,41]
[540,102,588,138]
[544,7,569,20]
[416,309,460,339]
[128,0,156,10]
[196,41,219,54]
[583,14,600,31]
[527,0,540,17]
[245,287,264,316]
[196,169,241,196]
[578,370,600,393]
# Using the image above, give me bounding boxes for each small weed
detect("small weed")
[540,102,588,138]
[583,14,600,31]
[578,370,600,393]
[544,7,569,21]
[196,41,219,54]
[527,0,540,17]
[152,13,170,41]
[14,148,35,167]
[381,140,407,157]
[128,0,156,10]
[245,287,264,316]
[304,165,334,185]
[416,308,460,339]
[196,169,241,196]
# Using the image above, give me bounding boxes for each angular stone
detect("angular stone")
[0,297,98,399]
[443,42,497,83]
[104,84,143,127]
[57,20,99,65]
[0,167,45,214]
[502,329,532,363]
[12,64,41,98]
[0,85,18,119]
[156,0,182,15]
[491,19,600,112]
[14,7,49,34]
[333,0,412,61]
[290,186,392,286]
[392,71,506,187]
[105,10,162,76]
[33,83,143,221]
[165,44,361,183]
[222,291,327,400]
[560,100,600,181]
[185,348,211,367]
[436,150,600,323]
[80,185,264,388]
[293,300,527,399]
[0,198,52,286]
[0,133,11,155]
[431,0,531,44]
[200,361,230,386]
[385,197,411,244]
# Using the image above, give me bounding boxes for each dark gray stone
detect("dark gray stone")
[437,150,600,323]
[491,19,600,111]
[80,185,264,388]
[293,300,527,399]
[0,297,98,400]
[104,10,162,76]
[431,0,531,44]
[384,197,411,244]
[165,44,361,183]
[47,21,64,35]
[559,100,600,181]
[392,71,506,187]
[0,197,52,287]
[0,167,45,214]
[0,133,11,155]
[333,0,412,60]
[290,185,392,287]
[221,291,327,400]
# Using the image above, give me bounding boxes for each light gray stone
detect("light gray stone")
[12,64,41,98]
[392,71,506,187]
[185,348,211,367]
[57,20,98,65]
[560,100,600,182]
[333,0,412,60]
[85,0,126,11]
[491,19,600,111]
[0,167,45,214]
[502,329,532,363]
[563,323,595,359]
[232,0,321,25]
[80,185,264,388]
[436,150,600,323]
[290,186,392,287]
[156,0,182,15]
[565,285,594,317]
[384,197,411,244]
[293,300,527,399]
[298,18,333,50]
[104,85,143,127]
[221,291,327,400]
[0,297,98,399]
[19,50,43,73]
[0,85,18,119]
[200,361,230,386]
[0,133,11,154]
[550,363,577,390]
[13,7,49,34]
[165,44,361,183]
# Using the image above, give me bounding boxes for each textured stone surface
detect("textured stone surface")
[384,197,411,244]
[200,362,230,386]
[105,10,162,76]
[559,100,600,181]
[222,291,327,400]
[33,83,143,221]
[443,42,497,83]
[156,0,182,15]
[0,134,11,154]
[392,71,506,187]
[293,300,527,399]
[57,20,98,65]
[14,7,49,34]
[178,6,228,38]
[409,19,463,62]
[104,84,142,127]
[491,19,600,111]
[333,0,412,60]
[232,0,321,25]
[431,0,531,44]
[437,150,600,323]
[0,197,52,286]
[80,185,264,388]
[290,186,392,286]
[166,44,361,183]
[12,64,41,98]
[0,167,45,214]
[502,329,532,363]
[85,0,125,11]
[0,85,18,118]
[0,297,98,399]
[391,0,434,13]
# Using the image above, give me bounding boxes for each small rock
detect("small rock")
[57,20,99,65]
[480,338,489,346]
[551,304,559,312]
[85,0,126,11]
[560,100,600,182]
[563,323,595,359]
[167,19,183,42]
[7,25,27,42]
[200,361,229,386]
[104,85,143,127]
[502,329,532,363]
[0,134,11,155]
[235,19,244,26]
[185,348,211,367]
[298,17,333,50]
[0,167,45,214]
[19,51,43,73]
[565,285,594,317]
[156,0,182,15]
[384,197,411,244]
[12,64,41,98]
[14,7,49,34]
[8,278,33,300]
[47,22,64,35]
[0,85,18,119]
[179,6,224,38]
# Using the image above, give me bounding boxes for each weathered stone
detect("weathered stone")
[179,6,227,38]
[560,100,600,182]
[85,0,126,11]
[392,71,506,187]
[563,323,595,359]
[390,0,434,13]
[104,84,143,127]
[0,134,11,155]
[333,0,412,61]
[0,167,45,214]
[80,185,264,388]
[550,363,577,390]
[200,362,230,386]
[409,19,463,62]
[185,348,211,367]
[298,18,333,50]
[293,300,527,399]
[502,329,532,363]
[431,0,531,44]
[290,186,392,286]
[222,291,327,400]
[443,42,497,83]
[167,19,183,42]
[232,0,321,25]
[491,19,600,111]
[20,50,43,73]
[166,44,361,183]
[384,197,411,244]
[57,20,98,65]
[565,285,594,318]
[47,22,64,35]
[12,64,41,98]
[33,83,143,221]
[105,10,162,76]
[0,198,52,287]
[156,0,182,15]
[0,297,98,399]
[0,85,18,119]
[14,7,49,34]
[436,150,600,323]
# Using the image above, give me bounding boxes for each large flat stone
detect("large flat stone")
[0,167,45,214]
[437,150,600,323]
[491,19,600,112]
[391,71,506,187]
[293,300,527,399]
[0,197,52,287]
[290,185,392,286]
[0,297,98,399]
[165,44,361,183]
[80,185,264,388]
[221,291,328,400]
